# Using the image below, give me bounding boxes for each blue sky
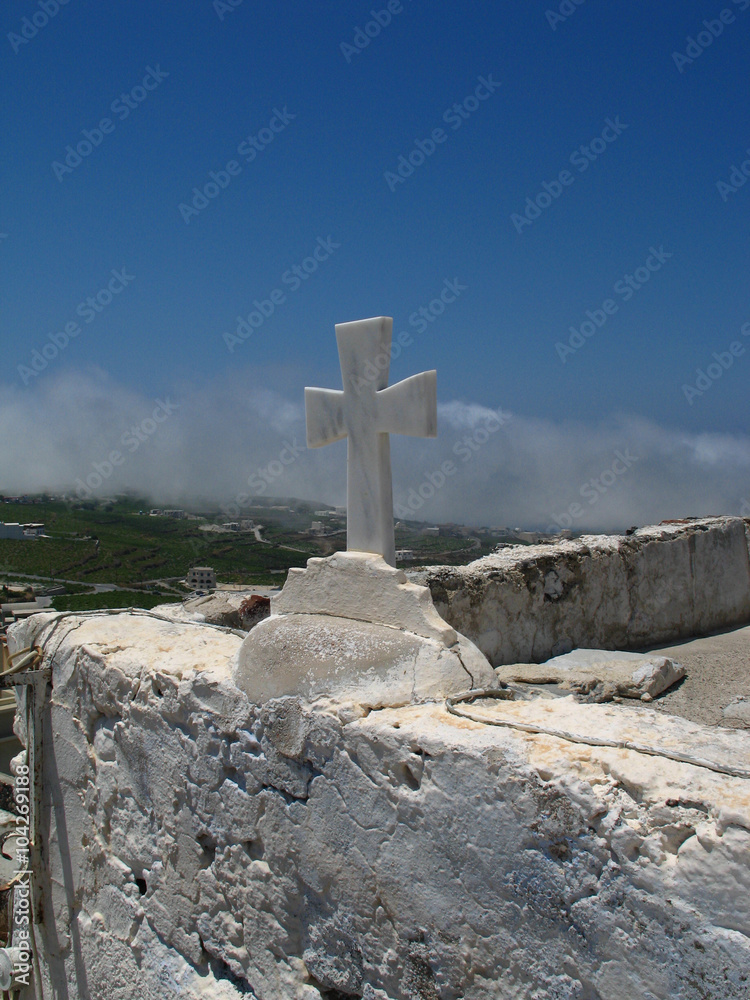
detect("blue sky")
[2,0,749,528]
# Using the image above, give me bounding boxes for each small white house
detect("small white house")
[0,522,45,540]
[0,523,24,539]
[186,567,216,591]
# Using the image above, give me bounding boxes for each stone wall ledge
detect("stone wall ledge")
[411,516,750,665]
[7,611,750,999]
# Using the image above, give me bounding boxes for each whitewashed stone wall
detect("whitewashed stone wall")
[8,612,750,999]
[413,517,750,665]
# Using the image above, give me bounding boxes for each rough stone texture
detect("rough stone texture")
[412,517,750,666]
[8,611,750,1000]
[497,648,686,701]
[159,592,271,631]
[725,696,750,725]
[237,595,272,630]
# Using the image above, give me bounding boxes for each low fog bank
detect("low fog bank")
[2,368,749,532]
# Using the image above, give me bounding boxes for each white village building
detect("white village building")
[0,521,44,539]
[185,566,216,591]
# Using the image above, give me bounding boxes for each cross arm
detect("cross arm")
[305,387,346,448]
[375,370,437,438]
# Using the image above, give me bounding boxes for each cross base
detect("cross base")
[233,551,496,708]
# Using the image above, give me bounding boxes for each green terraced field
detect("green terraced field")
[0,496,513,604]
[0,497,321,589]
[51,591,172,612]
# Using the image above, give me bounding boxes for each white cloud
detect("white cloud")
[2,369,749,531]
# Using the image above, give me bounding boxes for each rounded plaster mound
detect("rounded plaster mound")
[233,551,497,708]
[233,614,495,709]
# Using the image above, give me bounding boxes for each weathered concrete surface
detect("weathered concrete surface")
[412,517,750,666]
[646,624,750,729]
[8,611,750,999]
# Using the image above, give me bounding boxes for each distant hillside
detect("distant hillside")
[0,495,520,610]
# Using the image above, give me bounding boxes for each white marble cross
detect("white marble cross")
[305,316,437,567]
